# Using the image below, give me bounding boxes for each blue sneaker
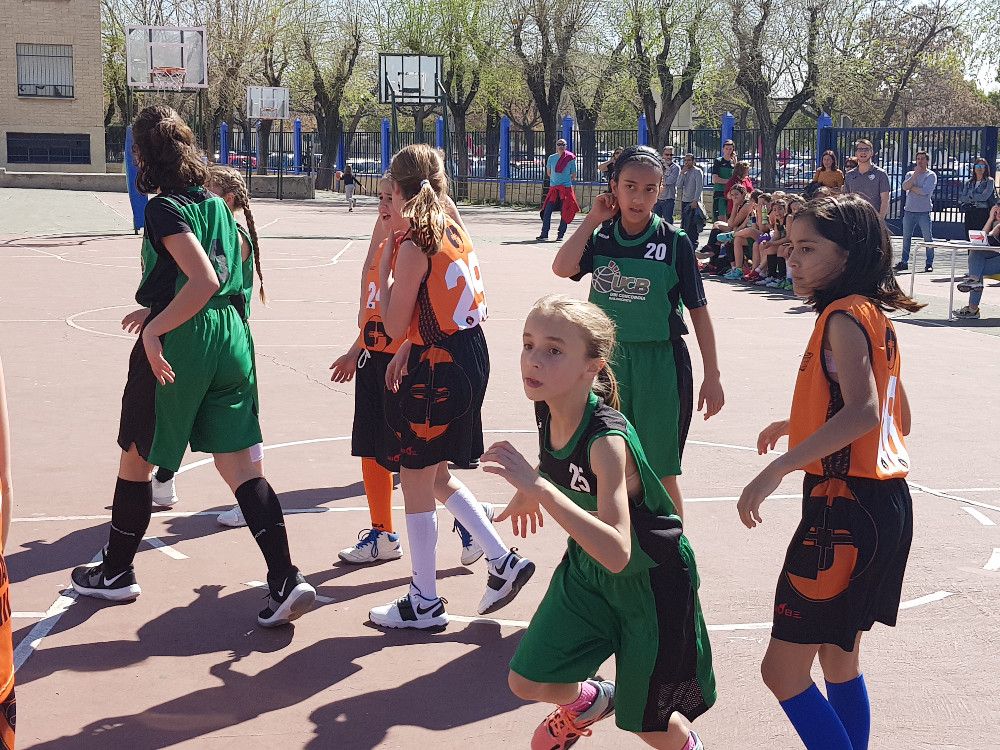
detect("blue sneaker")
[338,528,403,564]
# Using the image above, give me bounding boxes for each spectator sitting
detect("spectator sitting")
[955,204,1000,319]
[724,162,754,216]
[958,157,997,235]
[701,185,753,274]
[751,198,790,288]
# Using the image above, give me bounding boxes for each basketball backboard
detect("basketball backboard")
[378,54,442,105]
[126,26,208,90]
[247,86,290,120]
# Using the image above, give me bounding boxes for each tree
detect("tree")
[509,0,594,154]
[626,0,706,150]
[730,0,820,188]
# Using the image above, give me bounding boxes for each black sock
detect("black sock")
[767,254,779,277]
[154,467,174,483]
[105,478,153,574]
[776,256,787,277]
[234,478,294,584]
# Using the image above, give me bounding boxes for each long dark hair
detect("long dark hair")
[797,195,924,314]
[819,150,839,172]
[132,105,208,194]
[970,157,990,185]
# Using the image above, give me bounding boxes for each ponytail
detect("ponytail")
[401,180,446,256]
[595,365,620,411]
[389,145,448,256]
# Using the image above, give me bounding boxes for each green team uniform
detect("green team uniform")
[117,187,261,470]
[573,214,707,478]
[510,393,716,732]
[711,157,735,220]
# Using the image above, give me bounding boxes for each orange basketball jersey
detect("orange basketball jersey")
[407,220,487,346]
[789,294,909,480]
[361,239,402,354]
[0,548,13,750]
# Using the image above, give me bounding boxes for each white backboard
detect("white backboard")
[126,26,208,90]
[379,54,442,105]
[247,86,290,120]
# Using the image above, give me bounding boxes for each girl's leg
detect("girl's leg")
[400,463,441,599]
[762,638,852,749]
[509,671,616,745]
[362,457,395,533]
[636,713,698,749]
[820,634,869,750]
[105,445,155,573]
[434,464,506,560]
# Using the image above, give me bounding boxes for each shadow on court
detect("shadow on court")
[27,623,524,750]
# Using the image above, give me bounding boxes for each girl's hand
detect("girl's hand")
[494,489,545,538]
[737,464,783,529]
[698,375,725,420]
[385,343,410,392]
[481,441,544,496]
[141,329,175,385]
[757,419,790,454]
[330,349,360,383]
[121,308,151,334]
[587,192,619,224]
[378,231,400,284]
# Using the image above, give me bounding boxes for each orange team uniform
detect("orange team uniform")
[772,294,913,652]
[0,545,14,749]
[361,239,402,355]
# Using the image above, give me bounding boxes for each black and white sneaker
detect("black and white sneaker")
[71,560,142,602]
[369,589,449,631]
[478,548,535,615]
[257,569,316,628]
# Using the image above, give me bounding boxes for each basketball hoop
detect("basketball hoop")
[258,106,282,121]
[151,66,187,92]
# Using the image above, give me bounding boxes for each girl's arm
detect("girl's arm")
[552,193,616,278]
[0,355,11,552]
[483,437,632,573]
[379,239,426,341]
[897,380,911,436]
[359,219,389,328]
[443,194,466,229]
[738,313,880,527]
[689,306,724,419]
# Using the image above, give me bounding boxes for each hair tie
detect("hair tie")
[420,179,431,189]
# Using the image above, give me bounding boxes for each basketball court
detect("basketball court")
[0,185,997,748]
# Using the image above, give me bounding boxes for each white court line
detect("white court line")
[962,507,996,526]
[13,612,48,619]
[269,240,354,270]
[907,480,1000,514]
[245,581,334,605]
[984,549,1000,572]
[143,536,189,560]
[899,591,953,610]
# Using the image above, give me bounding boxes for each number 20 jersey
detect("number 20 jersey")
[407,219,487,346]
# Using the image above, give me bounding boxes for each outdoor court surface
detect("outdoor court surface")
[0,186,998,749]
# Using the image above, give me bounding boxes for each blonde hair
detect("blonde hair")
[389,144,448,256]
[531,294,619,410]
[207,165,266,303]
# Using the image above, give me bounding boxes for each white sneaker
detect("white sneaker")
[478,548,535,615]
[217,506,246,527]
[455,503,496,566]
[338,529,403,564]
[369,589,448,630]
[151,475,179,507]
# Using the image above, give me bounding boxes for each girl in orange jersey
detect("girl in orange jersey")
[330,177,491,566]
[0,354,15,748]
[367,144,534,630]
[737,194,923,750]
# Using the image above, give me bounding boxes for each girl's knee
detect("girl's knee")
[508,670,538,700]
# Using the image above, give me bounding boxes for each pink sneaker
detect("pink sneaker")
[530,680,616,749]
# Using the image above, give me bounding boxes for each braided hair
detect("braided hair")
[206,165,267,304]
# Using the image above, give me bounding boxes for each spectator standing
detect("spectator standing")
[597,147,624,189]
[958,158,996,234]
[537,138,578,242]
[897,150,937,272]
[711,140,737,220]
[844,139,890,220]
[812,150,845,193]
[654,145,682,222]
[680,153,706,242]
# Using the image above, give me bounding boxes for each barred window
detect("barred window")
[16,44,74,98]
[6,133,91,164]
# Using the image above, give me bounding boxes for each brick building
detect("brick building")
[0,0,106,172]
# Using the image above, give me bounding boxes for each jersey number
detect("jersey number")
[445,251,486,328]
[569,463,591,493]
[644,242,668,261]
[366,281,380,309]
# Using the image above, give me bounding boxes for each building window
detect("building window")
[16,44,74,98]
[6,133,91,164]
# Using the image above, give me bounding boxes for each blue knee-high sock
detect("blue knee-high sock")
[825,675,870,750]
[779,683,852,749]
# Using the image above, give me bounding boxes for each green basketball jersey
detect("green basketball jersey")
[237,224,255,317]
[575,214,706,342]
[535,392,701,580]
[137,188,244,313]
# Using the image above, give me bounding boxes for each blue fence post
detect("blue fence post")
[816,113,832,166]
[293,118,302,174]
[380,118,391,173]
[562,115,574,151]
[255,120,264,172]
[124,125,148,233]
[336,132,345,172]
[637,114,648,146]
[499,115,511,204]
[436,117,445,150]
[219,122,229,165]
[721,112,735,152]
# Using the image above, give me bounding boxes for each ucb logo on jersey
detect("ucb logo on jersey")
[208,239,230,284]
[569,463,591,493]
[591,260,650,302]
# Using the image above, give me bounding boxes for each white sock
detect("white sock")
[445,487,508,561]
[405,511,438,601]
